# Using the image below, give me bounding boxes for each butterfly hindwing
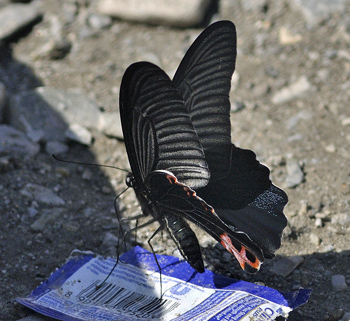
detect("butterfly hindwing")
[173,21,288,262]
[146,170,264,273]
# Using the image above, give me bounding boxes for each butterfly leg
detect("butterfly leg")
[147,225,164,298]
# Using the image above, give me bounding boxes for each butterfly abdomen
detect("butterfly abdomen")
[162,213,204,273]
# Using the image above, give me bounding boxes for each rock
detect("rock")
[241,0,267,12]
[331,213,350,226]
[309,233,321,246]
[87,13,112,30]
[287,133,303,142]
[30,208,65,232]
[315,217,323,227]
[341,117,350,126]
[0,125,40,158]
[331,274,348,292]
[98,112,123,139]
[231,71,240,91]
[0,3,42,41]
[230,100,245,113]
[9,87,102,144]
[20,183,65,206]
[290,0,349,28]
[82,169,93,180]
[45,140,69,155]
[272,76,316,105]
[286,158,304,188]
[26,129,45,144]
[271,256,304,277]
[101,232,119,248]
[340,312,350,321]
[65,123,93,146]
[324,143,337,153]
[97,0,214,28]
[286,110,313,130]
[279,27,302,45]
[327,309,346,321]
[34,38,72,60]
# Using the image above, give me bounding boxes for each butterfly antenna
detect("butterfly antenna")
[52,154,129,173]
[96,187,130,290]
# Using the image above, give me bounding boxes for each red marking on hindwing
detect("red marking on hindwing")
[220,233,261,271]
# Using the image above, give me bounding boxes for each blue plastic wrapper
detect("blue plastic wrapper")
[17,246,311,320]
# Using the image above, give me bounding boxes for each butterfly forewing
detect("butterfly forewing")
[173,20,236,180]
[120,62,210,189]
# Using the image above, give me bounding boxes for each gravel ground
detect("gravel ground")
[0,0,349,320]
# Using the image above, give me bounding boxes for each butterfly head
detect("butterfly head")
[125,172,135,188]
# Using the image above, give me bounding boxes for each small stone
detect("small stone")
[309,233,321,246]
[28,206,38,218]
[26,129,45,143]
[35,38,72,60]
[286,158,304,188]
[20,183,65,206]
[45,140,69,155]
[286,110,313,130]
[324,244,335,252]
[55,167,70,177]
[101,186,112,194]
[299,200,308,216]
[331,274,348,292]
[317,68,330,81]
[102,232,119,248]
[340,312,350,321]
[230,100,245,113]
[231,72,240,91]
[97,0,213,28]
[65,123,93,146]
[0,3,42,41]
[324,144,336,153]
[9,87,102,143]
[241,0,267,12]
[331,213,350,226]
[98,112,123,139]
[315,217,323,228]
[279,27,302,45]
[87,13,112,30]
[0,125,40,158]
[82,169,93,180]
[222,251,231,263]
[341,118,350,126]
[328,309,345,321]
[64,221,80,233]
[271,256,304,277]
[289,0,348,28]
[287,133,303,142]
[272,76,316,105]
[30,208,65,232]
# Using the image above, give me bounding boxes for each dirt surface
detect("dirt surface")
[1,1,350,320]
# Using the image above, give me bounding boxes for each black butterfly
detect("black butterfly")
[119,20,288,274]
